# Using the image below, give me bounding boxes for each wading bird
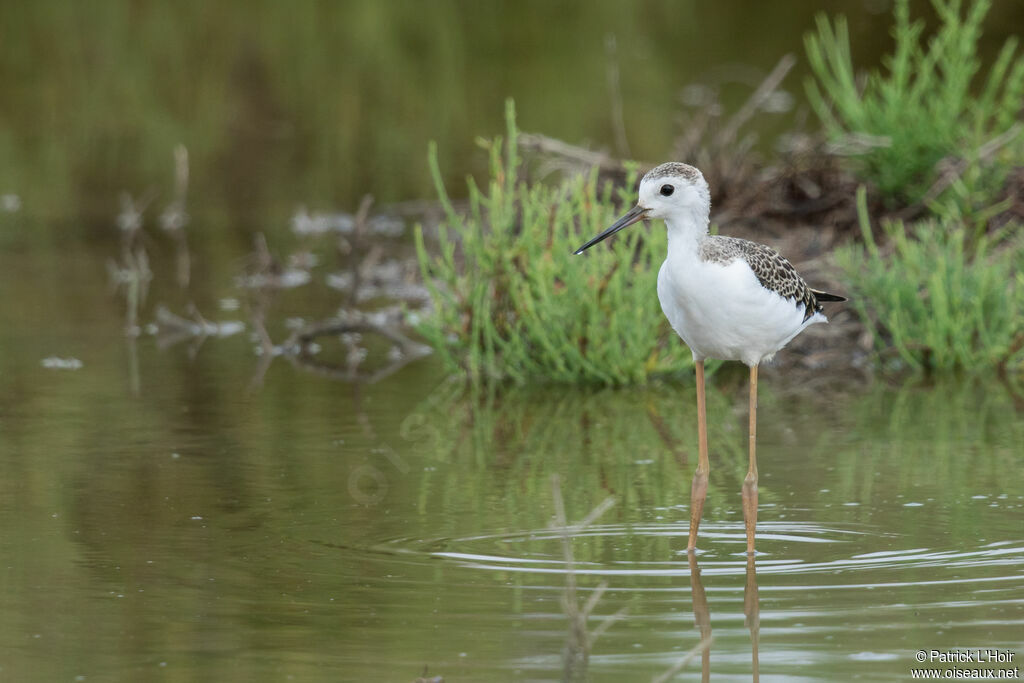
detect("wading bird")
[574,163,845,554]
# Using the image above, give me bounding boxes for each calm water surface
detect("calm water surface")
[0,239,1021,682]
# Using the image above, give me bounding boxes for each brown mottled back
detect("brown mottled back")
[698,235,821,321]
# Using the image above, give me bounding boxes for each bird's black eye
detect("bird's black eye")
[660,184,674,197]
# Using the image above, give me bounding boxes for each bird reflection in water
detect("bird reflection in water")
[688,554,760,682]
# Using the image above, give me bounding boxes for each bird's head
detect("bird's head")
[574,162,710,254]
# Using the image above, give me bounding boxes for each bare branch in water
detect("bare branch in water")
[112,192,154,336]
[551,474,620,681]
[152,305,244,354]
[111,190,158,397]
[649,636,714,683]
[283,318,431,385]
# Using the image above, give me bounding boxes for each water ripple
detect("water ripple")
[319,517,1024,680]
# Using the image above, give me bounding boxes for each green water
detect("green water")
[1,236,1022,681]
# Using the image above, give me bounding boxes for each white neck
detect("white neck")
[664,207,710,255]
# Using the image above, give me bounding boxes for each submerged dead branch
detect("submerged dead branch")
[243,192,430,386]
[341,194,376,308]
[152,304,244,355]
[551,474,623,681]
[245,233,282,389]
[650,636,714,683]
[282,317,431,384]
[109,191,157,396]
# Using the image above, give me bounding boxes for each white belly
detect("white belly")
[656,257,825,366]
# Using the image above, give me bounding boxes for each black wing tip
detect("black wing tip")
[811,289,847,303]
[801,289,847,322]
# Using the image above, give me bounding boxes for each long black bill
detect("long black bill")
[573,205,649,254]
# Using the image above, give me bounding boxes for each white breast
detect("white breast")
[656,254,825,366]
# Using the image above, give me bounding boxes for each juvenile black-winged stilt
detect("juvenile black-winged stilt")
[574,162,845,554]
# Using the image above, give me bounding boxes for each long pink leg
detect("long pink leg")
[742,364,759,554]
[687,360,710,552]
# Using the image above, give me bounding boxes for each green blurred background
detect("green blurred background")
[3,0,1022,237]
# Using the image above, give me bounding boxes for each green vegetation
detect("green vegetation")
[835,188,1023,373]
[415,102,692,386]
[810,0,1024,375]
[805,0,1024,205]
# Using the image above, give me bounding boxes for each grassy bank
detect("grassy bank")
[806,0,1024,208]
[415,0,1023,383]
[836,189,1022,373]
[415,102,693,386]
[809,0,1023,374]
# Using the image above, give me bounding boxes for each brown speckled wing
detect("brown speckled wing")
[700,236,820,321]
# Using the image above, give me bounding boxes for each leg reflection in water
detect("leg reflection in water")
[685,554,761,681]
[745,554,760,682]
[688,553,712,683]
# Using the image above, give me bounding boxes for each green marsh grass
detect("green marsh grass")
[836,188,1023,373]
[414,102,692,386]
[805,0,1024,206]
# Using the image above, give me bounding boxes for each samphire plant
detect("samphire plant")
[805,0,1024,206]
[414,101,693,385]
[835,187,1023,373]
